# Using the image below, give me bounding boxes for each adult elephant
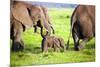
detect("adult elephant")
[67,5,95,51]
[33,6,55,34]
[10,1,53,51]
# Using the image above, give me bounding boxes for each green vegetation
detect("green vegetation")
[10,8,95,66]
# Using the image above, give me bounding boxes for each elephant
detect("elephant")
[29,5,55,37]
[66,5,95,51]
[10,1,32,51]
[41,36,65,52]
[32,6,55,34]
[10,1,54,51]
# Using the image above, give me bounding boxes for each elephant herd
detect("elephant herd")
[10,1,95,52]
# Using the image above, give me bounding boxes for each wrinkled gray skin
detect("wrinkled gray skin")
[67,5,95,51]
[41,36,65,52]
[33,6,55,35]
[10,16,25,51]
[10,1,54,51]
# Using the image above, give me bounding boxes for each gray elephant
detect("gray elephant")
[29,5,55,37]
[33,6,55,35]
[41,36,65,52]
[67,5,95,50]
[10,1,54,51]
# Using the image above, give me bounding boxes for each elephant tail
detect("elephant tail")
[66,6,77,50]
[66,17,76,50]
[66,30,71,50]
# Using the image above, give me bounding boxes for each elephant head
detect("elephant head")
[11,1,34,29]
[29,5,55,38]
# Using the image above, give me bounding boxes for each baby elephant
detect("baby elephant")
[41,36,65,52]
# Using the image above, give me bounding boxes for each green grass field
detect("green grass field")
[10,8,95,66]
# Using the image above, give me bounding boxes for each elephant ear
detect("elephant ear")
[11,2,33,28]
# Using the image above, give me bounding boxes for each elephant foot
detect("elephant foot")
[66,43,69,50]
[78,40,86,50]
[34,30,37,33]
[11,42,24,52]
[74,47,79,51]
[74,45,84,51]
[78,45,84,50]
[74,45,80,51]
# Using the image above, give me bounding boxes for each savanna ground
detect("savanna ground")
[10,8,95,66]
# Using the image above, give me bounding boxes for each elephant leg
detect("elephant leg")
[12,33,24,52]
[78,38,89,50]
[72,31,80,51]
[42,44,48,53]
[54,42,60,52]
[12,40,24,52]
[43,46,48,53]
[40,27,44,37]
[54,47,60,52]
[34,25,37,33]
[10,24,14,40]
[11,22,24,52]
[54,46,58,52]
[41,38,45,52]
[41,38,48,52]
[59,39,65,52]
[60,45,65,52]
[20,39,24,49]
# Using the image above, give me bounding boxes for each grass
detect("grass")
[10,8,95,66]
